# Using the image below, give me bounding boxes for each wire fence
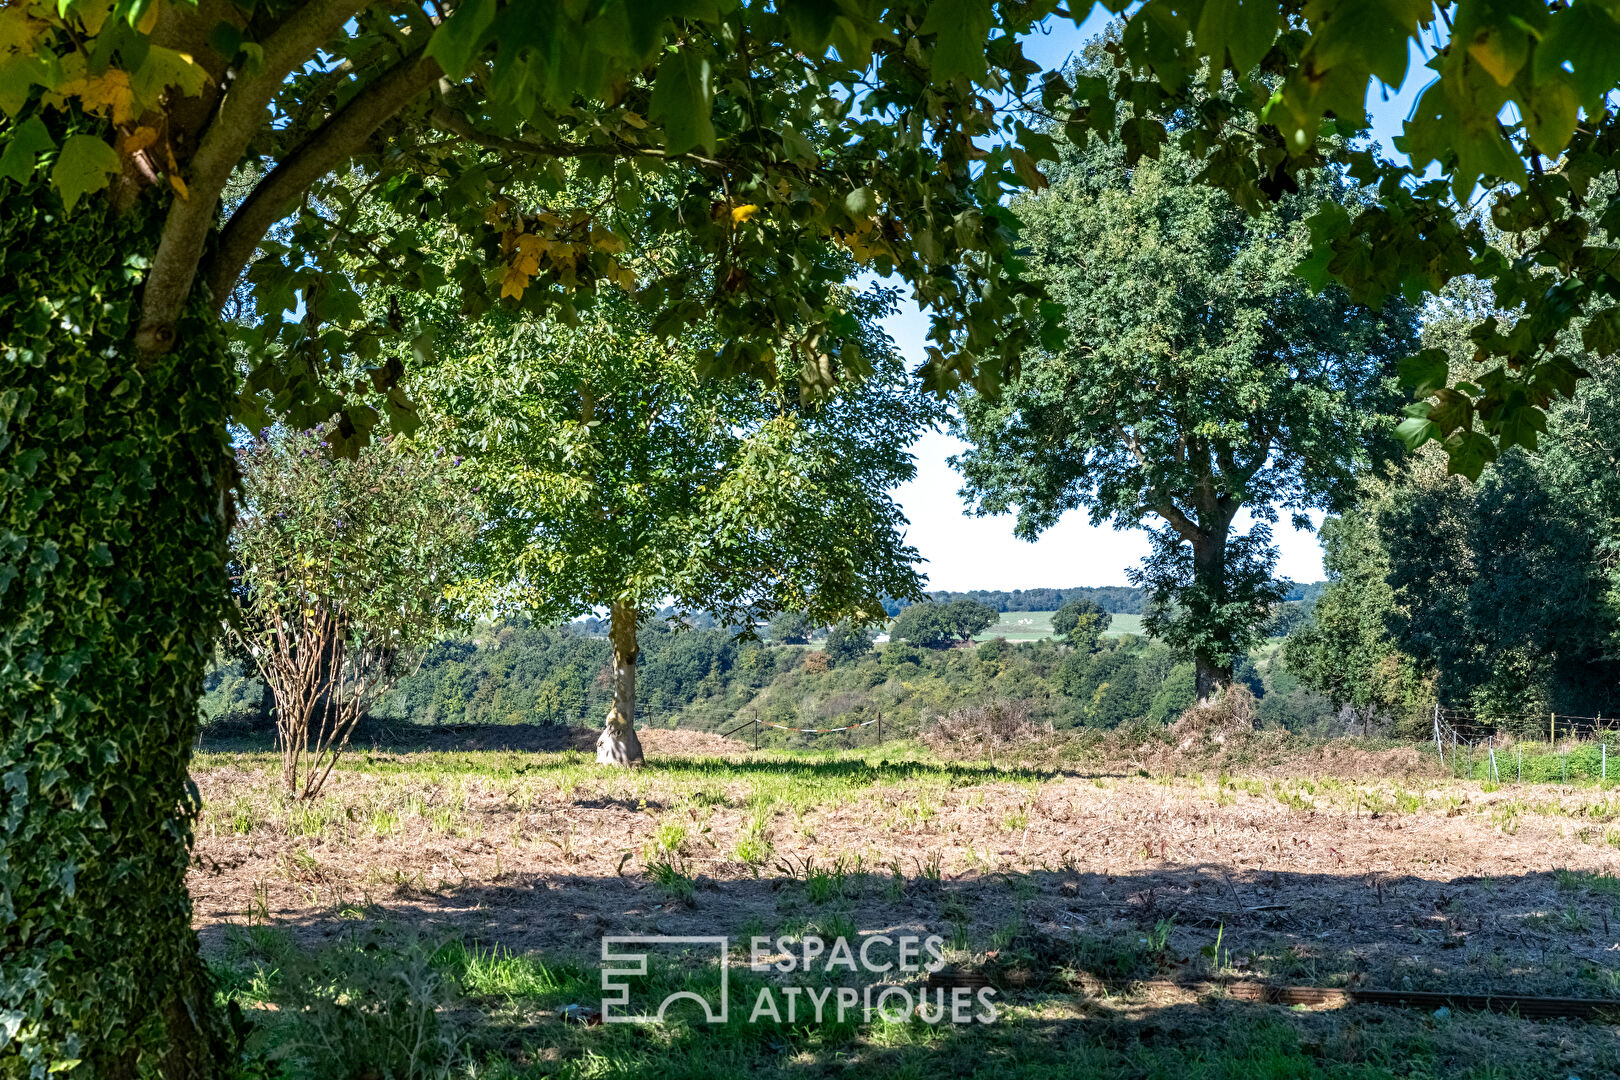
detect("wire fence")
[1431,705,1618,786]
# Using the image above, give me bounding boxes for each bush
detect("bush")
[769,611,812,644]
[890,598,997,648]
[922,699,1052,754]
[825,622,874,666]
[802,650,831,673]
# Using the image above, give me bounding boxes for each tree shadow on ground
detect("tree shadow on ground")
[208,872,1620,1080]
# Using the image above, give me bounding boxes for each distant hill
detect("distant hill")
[885,581,1324,618]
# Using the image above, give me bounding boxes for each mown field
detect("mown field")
[192,727,1620,1078]
[973,610,1145,642]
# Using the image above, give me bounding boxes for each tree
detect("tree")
[825,622,874,666]
[890,599,998,648]
[956,131,1416,701]
[1050,598,1111,649]
[418,294,936,765]
[769,612,813,645]
[230,430,478,797]
[1068,3,1620,481]
[0,6,1075,1069]
[1283,508,1426,737]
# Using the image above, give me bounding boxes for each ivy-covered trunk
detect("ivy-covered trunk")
[595,601,644,766]
[0,145,234,1074]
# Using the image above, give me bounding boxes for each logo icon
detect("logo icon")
[600,936,730,1024]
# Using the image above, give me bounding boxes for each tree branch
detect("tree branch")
[427,105,727,170]
[136,0,372,355]
[206,49,445,313]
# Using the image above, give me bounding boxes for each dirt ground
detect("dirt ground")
[190,728,1620,1004]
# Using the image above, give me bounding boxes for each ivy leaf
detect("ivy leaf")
[919,0,993,83]
[424,0,494,79]
[0,115,54,186]
[651,48,715,156]
[50,133,120,212]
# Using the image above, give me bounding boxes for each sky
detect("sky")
[883,9,1438,592]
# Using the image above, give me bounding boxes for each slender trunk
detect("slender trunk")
[1191,528,1233,705]
[1,141,232,1074]
[596,601,645,766]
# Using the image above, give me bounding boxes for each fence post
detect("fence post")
[877,710,882,746]
[1517,745,1522,783]
[1551,711,1556,746]
[1434,705,1444,766]
[1603,742,1607,787]
[754,710,759,751]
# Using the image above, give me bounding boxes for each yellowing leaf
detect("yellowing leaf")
[168,172,188,200]
[119,125,158,154]
[136,0,161,34]
[730,203,761,225]
[621,109,647,129]
[590,225,625,252]
[500,264,529,300]
[59,67,136,124]
[0,8,50,56]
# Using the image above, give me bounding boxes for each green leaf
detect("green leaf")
[424,0,494,79]
[1538,1,1620,109]
[1427,387,1473,435]
[1522,73,1579,157]
[1394,414,1439,450]
[919,0,993,83]
[1397,348,1449,396]
[651,48,715,156]
[50,134,120,213]
[0,116,54,186]
[1443,429,1499,480]
[1194,0,1276,76]
[782,0,840,52]
[844,186,877,216]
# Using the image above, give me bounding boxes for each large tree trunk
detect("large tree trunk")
[596,601,645,766]
[0,140,233,1074]
[1191,529,1233,705]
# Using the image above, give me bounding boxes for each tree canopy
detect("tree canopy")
[1062,0,1620,481]
[890,598,998,648]
[956,126,1416,698]
[0,0,1075,451]
[412,289,937,761]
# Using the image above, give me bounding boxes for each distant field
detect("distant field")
[973,610,1144,641]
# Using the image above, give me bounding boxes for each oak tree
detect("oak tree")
[955,134,1416,700]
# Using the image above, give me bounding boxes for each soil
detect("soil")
[190,730,1620,1005]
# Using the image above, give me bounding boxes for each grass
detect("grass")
[194,734,1620,1078]
[972,611,1145,642]
[211,923,1617,1080]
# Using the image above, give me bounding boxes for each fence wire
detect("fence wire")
[1431,706,1616,786]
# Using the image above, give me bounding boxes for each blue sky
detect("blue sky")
[884,10,1437,591]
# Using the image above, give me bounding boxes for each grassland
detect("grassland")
[973,610,1144,642]
[194,728,1620,1078]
